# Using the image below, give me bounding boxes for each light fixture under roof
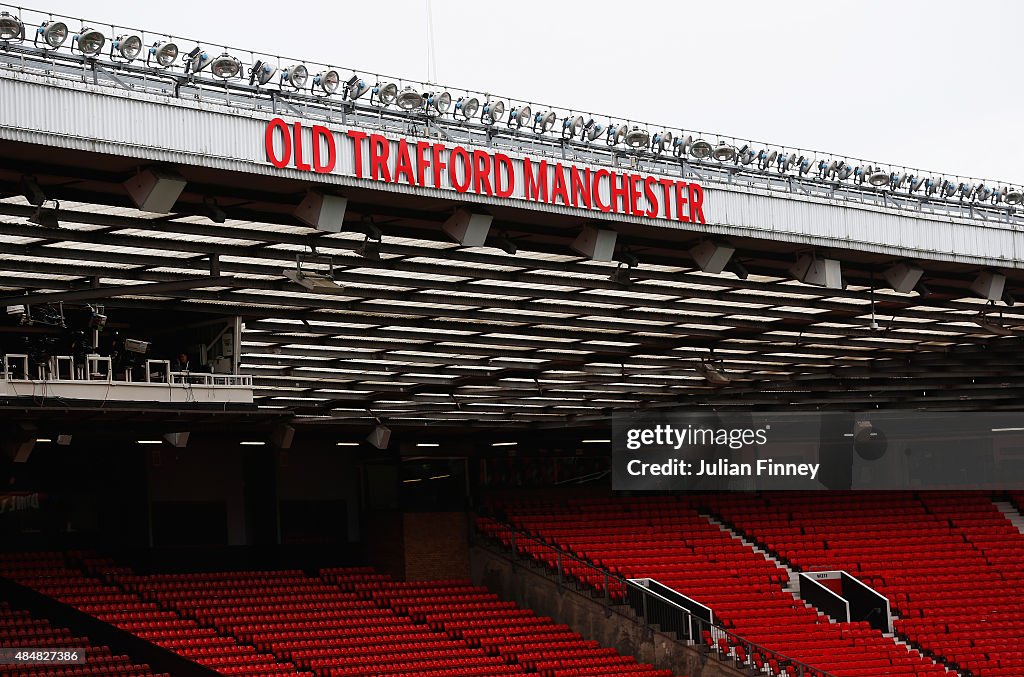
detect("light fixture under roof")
[396,85,424,110]
[111,33,142,61]
[281,64,309,90]
[73,26,105,56]
[210,53,241,79]
[35,20,68,49]
[148,41,178,68]
[0,12,23,41]
[455,96,479,120]
[313,69,340,95]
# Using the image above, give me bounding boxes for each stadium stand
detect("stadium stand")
[0,554,678,677]
[482,495,956,677]
[0,599,165,677]
[703,492,1024,677]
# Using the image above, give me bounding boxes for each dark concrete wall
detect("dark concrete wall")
[471,545,748,677]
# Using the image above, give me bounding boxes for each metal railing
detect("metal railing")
[1,3,1022,229]
[474,515,838,677]
[1,353,251,387]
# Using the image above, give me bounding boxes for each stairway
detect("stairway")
[994,499,1024,534]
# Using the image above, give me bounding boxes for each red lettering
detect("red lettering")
[394,138,416,185]
[628,175,643,216]
[369,134,391,182]
[265,118,290,169]
[494,154,514,197]
[347,130,368,178]
[524,159,548,202]
[570,166,591,209]
[609,172,630,213]
[643,176,659,218]
[689,183,706,224]
[550,164,569,206]
[293,122,311,171]
[472,150,493,196]
[658,178,675,220]
[593,169,612,213]
[416,141,432,187]
[450,146,471,192]
[675,181,691,222]
[432,144,447,189]
[311,125,336,173]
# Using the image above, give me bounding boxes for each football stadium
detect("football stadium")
[2,5,1024,677]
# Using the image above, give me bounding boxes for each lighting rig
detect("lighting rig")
[0,5,1020,221]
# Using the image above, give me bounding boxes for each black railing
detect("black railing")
[474,515,839,677]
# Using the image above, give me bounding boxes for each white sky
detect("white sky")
[29,0,1024,185]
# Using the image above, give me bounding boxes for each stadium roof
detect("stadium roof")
[2,140,1024,430]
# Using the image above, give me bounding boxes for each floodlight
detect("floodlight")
[0,12,24,41]
[696,361,731,386]
[958,182,974,199]
[281,64,309,89]
[907,175,924,193]
[35,20,68,49]
[624,126,649,149]
[346,75,369,100]
[606,124,626,146]
[711,143,736,162]
[373,81,399,105]
[689,139,713,159]
[480,100,504,124]
[111,33,142,61]
[797,156,813,175]
[737,144,756,165]
[148,41,178,68]
[778,152,796,172]
[455,96,479,119]
[583,119,604,141]
[610,264,632,286]
[249,59,277,86]
[651,131,673,154]
[210,53,241,79]
[867,169,889,187]
[1005,188,1023,205]
[19,175,46,206]
[425,91,451,115]
[533,110,556,133]
[29,201,60,229]
[185,47,210,73]
[939,180,956,197]
[924,178,938,196]
[508,105,531,128]
[889,172,907,190]
[562,115,584,138]
[396,85,424,110]
[312,69,340,95]
[976,184,993,202]
[836,162,854,180]
[73,27,105,56]
[356,236,380,260]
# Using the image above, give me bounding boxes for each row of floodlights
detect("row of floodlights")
[3,13,1020,205]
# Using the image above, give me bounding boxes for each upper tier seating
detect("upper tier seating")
[483,495,954,677]
[703,492,1024,677]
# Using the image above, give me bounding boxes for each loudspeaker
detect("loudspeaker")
[12,438,34,463]
[366,425,391,450]
[689,240,735,274]
[122,168,187,213]
[293,191,348,232]
[884,263,924,294]
[271,423,295,449]
[790,255,842,289]
[571,226,617,262]
[970,271,1006,301]
[163,432,189,448]
[443,209,493,246]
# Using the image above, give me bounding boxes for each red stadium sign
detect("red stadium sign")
[263,118,706,224]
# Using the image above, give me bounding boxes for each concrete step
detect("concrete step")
[994,500,1024,534]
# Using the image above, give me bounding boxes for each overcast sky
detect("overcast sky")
[32,0,1024,185]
